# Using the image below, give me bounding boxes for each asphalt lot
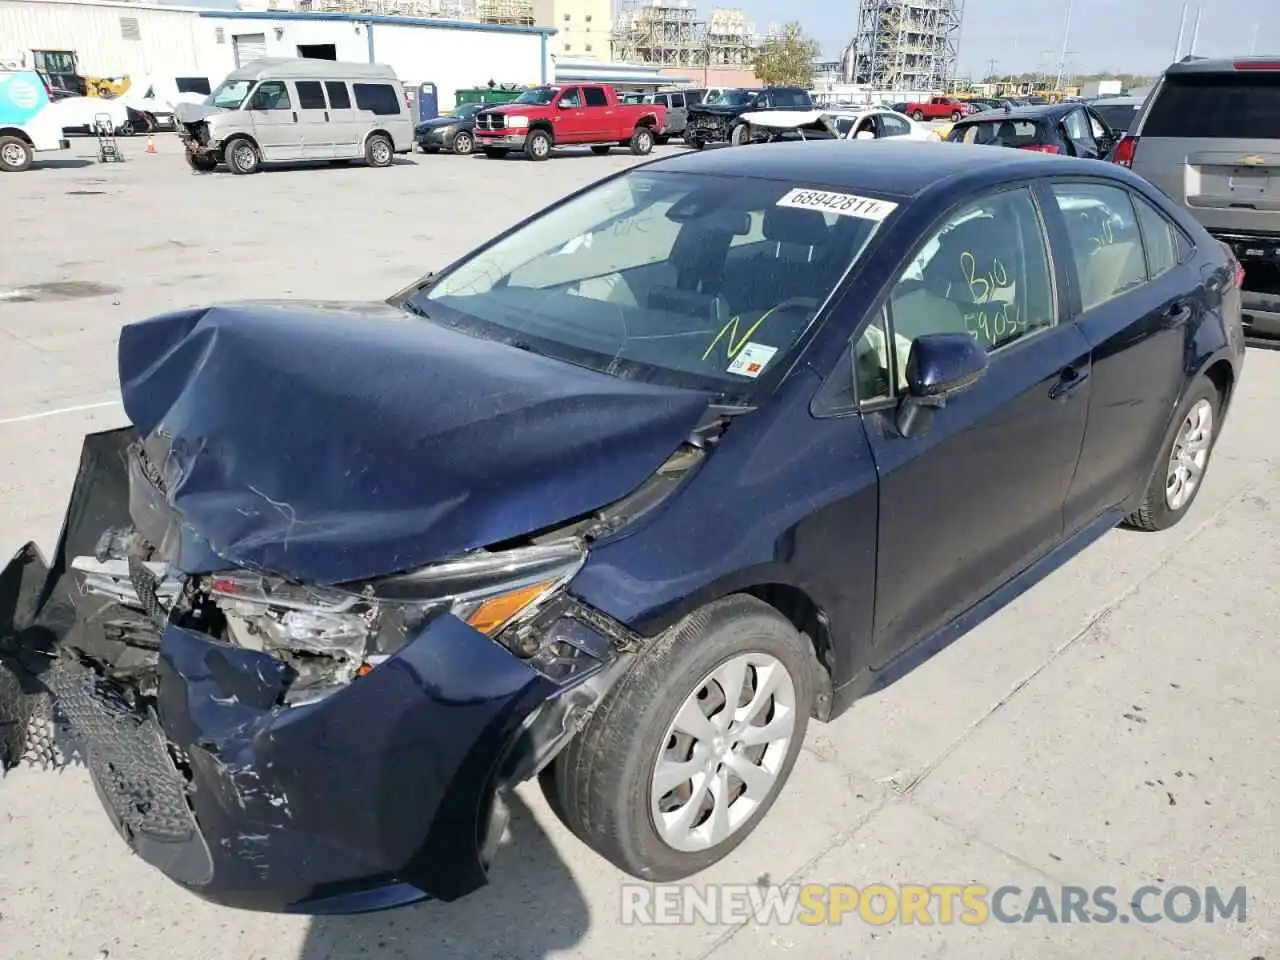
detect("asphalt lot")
[0,133,1277,960]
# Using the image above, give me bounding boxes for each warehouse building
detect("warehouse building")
[0,0,555,109]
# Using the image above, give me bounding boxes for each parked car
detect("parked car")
[0,67,71,172]
[685,86,813,148]
[473,84,664,160]
[945,102,1120,159]
[1088,95,1145,139]
[643,89,691,142]
[737,106,931,143]
[176,59,414,174]
[904,96,979,122]
[1117,56,1280,343]
[0,140,1245,915]
[415,102,484,154]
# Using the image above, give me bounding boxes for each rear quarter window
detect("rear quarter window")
[353,82,401,116]
[1143,72,1280,138]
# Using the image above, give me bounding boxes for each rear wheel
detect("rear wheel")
[631,125,655,155]
[0,135,33,173]
[225,136,260,175]
[1125,378,1221,532]
[366,133,394,167]
[950,110,962,122]
[526,129,552,160]
[541,594,813,881]
[912,110,925,121]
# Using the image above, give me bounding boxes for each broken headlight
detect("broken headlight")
[208,539,586,699]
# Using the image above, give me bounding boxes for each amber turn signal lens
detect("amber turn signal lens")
[465,580,555,636]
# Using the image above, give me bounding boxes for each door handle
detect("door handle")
[324,110,329,121]
[292,111,298,122]
[1049,364,1089,401]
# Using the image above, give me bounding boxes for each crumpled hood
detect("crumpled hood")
[173,101,226,124]
[117,301,711,584]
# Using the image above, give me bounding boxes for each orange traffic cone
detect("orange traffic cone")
[145,135,156,155]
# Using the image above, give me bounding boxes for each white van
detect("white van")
[176,59,414,174]
[0,68,71,172]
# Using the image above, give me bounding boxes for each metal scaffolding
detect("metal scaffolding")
[841,0,964,91]
[611,1,758,67]
[293,0,528,23]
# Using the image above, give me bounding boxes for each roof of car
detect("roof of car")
[1089,95,1145,106]
[640,138,1088,198]
[953,102,1075,124]
[223,58,399,82]
[1165,55,1280,74]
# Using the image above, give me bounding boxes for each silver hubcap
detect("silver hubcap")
[456,134,471,152]
[532,137,547,156]
[1,143,25,166]
[1166,398,1213,511]
[234,145,255,170]
[639,132,651,150]
[372,140,390,163]
[650,652,796,853]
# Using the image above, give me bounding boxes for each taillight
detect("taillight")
[1234,60,1280,70]
[1112,134,1138,167]
[1019,144,1060,154]
[1217,240,1246,289]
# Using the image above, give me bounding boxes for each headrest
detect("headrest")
[762,204,832,245]
[996,122,1017,140]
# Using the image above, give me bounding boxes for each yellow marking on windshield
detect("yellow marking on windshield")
[702,304,782,361]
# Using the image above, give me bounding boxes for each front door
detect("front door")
[580,84,612,140]
[292,80,332,159]
[552,86,588,143]
[858,185,1093,659]
[246,80,299,161]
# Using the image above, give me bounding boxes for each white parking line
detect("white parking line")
[0,399,121,426]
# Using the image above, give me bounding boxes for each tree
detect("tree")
[753,22,820,88]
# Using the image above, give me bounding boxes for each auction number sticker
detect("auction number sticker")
[727,342,777,378]
[776,188,898,221]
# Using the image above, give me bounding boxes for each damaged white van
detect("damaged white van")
[177,59,414,173]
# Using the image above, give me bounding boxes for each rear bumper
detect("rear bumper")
[0,429,630,914]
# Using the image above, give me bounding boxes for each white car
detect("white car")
[737,107,934,143]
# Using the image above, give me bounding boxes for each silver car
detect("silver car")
[1123,57,1280,340]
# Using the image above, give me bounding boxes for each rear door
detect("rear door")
[292,79,332,159]
[1133,66,1280,239]
[324,80,360,158]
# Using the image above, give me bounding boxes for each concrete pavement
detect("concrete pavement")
[0,133,1275,959]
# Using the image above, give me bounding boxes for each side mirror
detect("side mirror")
[895,333,988,438]
[557,100,572,109]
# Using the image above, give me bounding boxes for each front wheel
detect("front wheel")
[184,149,217,172]
[729,124,750,147]
[525,129,552,160]
[0,135,34,173]
[452,130,473,155]
[225,136,260,174]
[366,133,394,167]
[630,126,655,155]
[689,136,706,150]
[542,594,813,881]
[1125,378,1222,532]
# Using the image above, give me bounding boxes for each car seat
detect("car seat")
[722,205,838,314]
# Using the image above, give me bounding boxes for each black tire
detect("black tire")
[951,110,962,122]
[541,594,814,882]
[140,112,157,134]
[0,135,34,173]
[482,146,509,159]
[184,149,217,172]
[526,128,553,160]
[591,144,612,155]
[655,134,670,145]
[225,136,259,175]
[689,136,706,150]
[1124,377,1222,532]
[631,126,655,155]
[117,121,135,137]
[366,133,394,167]
[452,130,474,155]
[729,124,750,147]
[912,110,925,121]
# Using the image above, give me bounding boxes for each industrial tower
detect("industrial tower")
[611,1,757,67]
[842,0,964,91]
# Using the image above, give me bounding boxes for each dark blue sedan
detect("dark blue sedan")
[0,140,1246,913]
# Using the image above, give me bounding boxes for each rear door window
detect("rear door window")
[1144,72,1280,138]
[1132,193,1180,278]
[353,82,401,115]
[1051,182,1147,311]
[583,86,609,107]
[295,80,326,110]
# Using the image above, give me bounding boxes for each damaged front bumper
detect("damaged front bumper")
[0,429,637,914]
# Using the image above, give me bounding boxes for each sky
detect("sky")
[728,0,1279,77]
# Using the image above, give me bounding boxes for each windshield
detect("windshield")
[512,87,557,105]
[411,171,892,398]
[454,103,482,118]
[1091,102,1139,134]
[205,79,251,109]
[709,90,756,106]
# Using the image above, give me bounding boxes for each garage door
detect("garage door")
[232,33,267,68]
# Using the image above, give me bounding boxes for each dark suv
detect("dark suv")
[685,86,813,148]
[1121,57,1280,342]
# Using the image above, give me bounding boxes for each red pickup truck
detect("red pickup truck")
[904,96,979,122]
[473,84,665,160]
